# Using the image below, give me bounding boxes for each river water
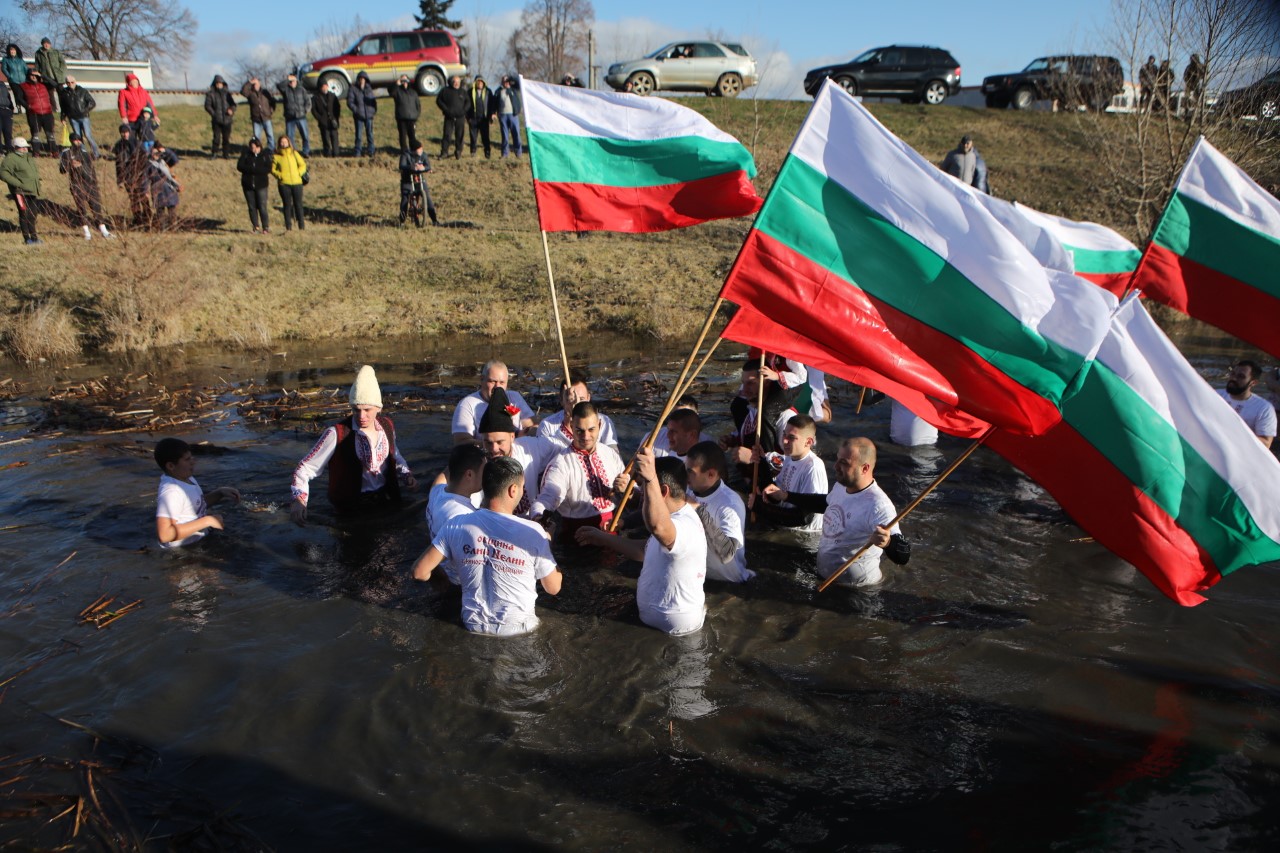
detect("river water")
[2,330,1279,851]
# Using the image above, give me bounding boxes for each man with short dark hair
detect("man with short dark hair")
[437,75,467,159]
[536,373,618,451]
[532,401,625,540]
[1220,360,1276,448]
[424,443,487,584]
[634,448,707,634]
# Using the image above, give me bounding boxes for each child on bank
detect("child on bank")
[154,437,240,548]
[756,414,827,531]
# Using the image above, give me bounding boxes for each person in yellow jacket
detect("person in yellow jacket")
[271,135,308,231]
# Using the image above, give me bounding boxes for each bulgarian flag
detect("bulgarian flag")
[719,80,1117,436]
[521,77,763,232]
[1013,203,1142,296]
[1130,137,1280,358]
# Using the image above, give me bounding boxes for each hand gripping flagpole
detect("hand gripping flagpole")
[817,426,992,592]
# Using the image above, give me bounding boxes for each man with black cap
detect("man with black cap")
[59,131,111,239]
[0,136,40,244]
[476,386,553,519]
[111,122,150,227]
[33,38,65,98]
[941,134,989,193]
[289,365,417,525]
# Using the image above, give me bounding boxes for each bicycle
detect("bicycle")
[406,171,426,228]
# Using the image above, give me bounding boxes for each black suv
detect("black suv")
[982,55,1124,110]
[803,45,961,105]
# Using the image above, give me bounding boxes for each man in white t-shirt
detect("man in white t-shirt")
[1219,360,1276,448]
[684,441,753,583]
[537,373,618,451]
[153,437,241,549]
[763,436,910,587]
[756,414,827,531]
[531,401,624,542]
[451,359,537,445]
[412,456,562,636]
[889,398,939,447]
[424,443,487,584]
[650,395,715,456]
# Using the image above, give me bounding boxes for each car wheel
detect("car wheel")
[627,71,655,96]
[716,73,743,98]
[416,68,445,97]
[1262,98,1279,120]
[1012,87,1036,110]
[923,80,948,105]
[319,72,348,100]
[985,95,1007,109]
[834,75,857,96]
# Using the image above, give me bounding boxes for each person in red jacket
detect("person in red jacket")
[117,72,156,124]
[19,69,54,155]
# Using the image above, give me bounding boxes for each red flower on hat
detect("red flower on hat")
[504,404,520,416]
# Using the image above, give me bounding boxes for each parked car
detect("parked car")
[1215,69,1280,120]
[297,29,467,98]
[982,55,1123,111]
[605,41,757,97]
[802,45,961,104]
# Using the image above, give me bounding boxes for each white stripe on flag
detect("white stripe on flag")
[1177,137,1280,238]
[520,77,742,144]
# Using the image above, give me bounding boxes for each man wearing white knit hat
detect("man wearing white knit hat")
[289,365,417,525]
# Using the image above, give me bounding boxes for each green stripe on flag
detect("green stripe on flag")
[1065,245,1143,274]
[1153,193,1280,299]
[754,156,1089,405]
[1066,364,1280,574]
[528,131,756,188]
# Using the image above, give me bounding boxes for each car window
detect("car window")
[880,49,904,65]
[691,43,726,59]
[1023,58,1051,72]
[420,32,452,49]
[725,44,750,57]
[390,34,416,53]
[356,36,387,56]
[851,48,879,64]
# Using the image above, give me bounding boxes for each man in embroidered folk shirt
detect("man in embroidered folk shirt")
[762,437,910,587]
[289,365,417,524]
[531,401,625,541]
[536,373,618,451]
[1220,360,1276,449]
[477,387,552,519]
[412,456,562,637]
[452,359,536,444]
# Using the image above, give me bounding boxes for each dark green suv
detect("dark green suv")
[982,55,1124,111]
[803,45,962,104]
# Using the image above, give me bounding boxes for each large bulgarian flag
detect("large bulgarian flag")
[1013,203,1142,296]
[718,79,1117,436]
[520,77,763,232]
[1130,137,1280,358]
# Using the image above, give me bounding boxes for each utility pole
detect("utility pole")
[588,30,595,89]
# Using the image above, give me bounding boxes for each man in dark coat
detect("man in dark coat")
[111,123,151,227]
[436,75,467,159]
[1183,54,1206,115]
[390,75,421,153]
[59,132,111,239]
[311,80,341,156]
[466,76,494,158]
[239,77,276,149]
[347,71,377,157]
[58,75,98,158]
[278,72,312,156]
[495,75,523,158]
[1139,56,1156,112]
[203,75,236,158]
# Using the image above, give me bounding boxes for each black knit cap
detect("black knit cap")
[477,387,516,434]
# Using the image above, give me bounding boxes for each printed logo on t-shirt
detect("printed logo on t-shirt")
[822,506,846,537]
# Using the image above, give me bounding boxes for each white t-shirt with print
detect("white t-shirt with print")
[1217,390,1277,438]
[816,480,900,587]
[156,474,208,549]
[637,503,707,634]
[775,451,828,531]
[451,390,535,439]
[690,481,752,583]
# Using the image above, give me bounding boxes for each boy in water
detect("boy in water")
[154,437,241,548]
[755,414,827,531]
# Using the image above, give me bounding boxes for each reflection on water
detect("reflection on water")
[1,331,1280,849]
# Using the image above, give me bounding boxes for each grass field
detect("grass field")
[0,95,1275,358]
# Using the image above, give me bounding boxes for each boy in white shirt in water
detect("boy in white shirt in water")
[153,437,241,548]
[755,414,827,531]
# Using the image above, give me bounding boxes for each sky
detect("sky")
[152,0,1128,96]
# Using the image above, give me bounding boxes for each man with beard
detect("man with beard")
[476,387,552,519]
[762,437,910,588]
[531,401,624,542]
[1220,360,1276,448]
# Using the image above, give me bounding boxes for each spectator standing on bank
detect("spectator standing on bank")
[399,138,438,226]
[19,70,55,155]
[2,45,28,113]
[495,75,523,158]
[278,73,312,156]
[239,77,276,150]
[117,72,156,124]
[1183,54,1206,115]
[271,135,307,231]
[59,132,111,239]
[58,75,98,158]
[236,136,273,234]
[33,38,65,99]
[134,105,159,152]
[145,143,181,230]
[347,71,377,158]
[312,80,341,157]
[112,123,150,227]
[437,75,467,160]
[941,134,989,194]
[390,74,421,153]
[1155,59,1174,112]
[466,76,493,158]
[1139,56,1156,112]
[203,75,236,158]
[0,74,14,153]
[0,137,41,244]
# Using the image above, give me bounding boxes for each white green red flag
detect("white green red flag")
[520,77,763,232]
[1013,203,1142,296]
[1130,137,1280,357]
[718,79,1116,436]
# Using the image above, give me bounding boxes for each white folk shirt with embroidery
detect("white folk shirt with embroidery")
[536,410,619,451]
[531,442,624,519]
[452,390,534,439]
[290,417,409,505]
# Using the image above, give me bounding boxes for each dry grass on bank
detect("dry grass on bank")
[0,97,1275,361]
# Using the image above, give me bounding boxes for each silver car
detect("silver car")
[605,41,757,97]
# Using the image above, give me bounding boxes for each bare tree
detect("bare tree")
[18,0,197,74]
[468,10,493,80]
[0,15,37,50]
[506,0,594,83]
[1081,0,1280,235]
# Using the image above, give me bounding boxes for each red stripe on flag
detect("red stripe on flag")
[534,170,762,233]
[720,229,1064,436]
[988,423,1220,606]
[1077,270,1134,298]
[1134,242,1280,359]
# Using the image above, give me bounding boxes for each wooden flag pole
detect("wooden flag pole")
[609,300,727,532]
[855,385,868,414]
[749,349,767,515]
[540,230,575,391]
[817,427,992,592]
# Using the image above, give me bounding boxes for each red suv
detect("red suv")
[298,29,467,98]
